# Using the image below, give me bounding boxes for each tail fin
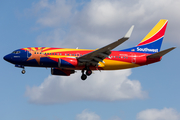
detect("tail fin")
[121,19,168,54]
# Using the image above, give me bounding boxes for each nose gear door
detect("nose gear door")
[27,50,32,58]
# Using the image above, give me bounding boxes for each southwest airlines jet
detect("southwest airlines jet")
[4,19,175,80]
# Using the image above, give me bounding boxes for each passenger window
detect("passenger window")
[72,54,74,56]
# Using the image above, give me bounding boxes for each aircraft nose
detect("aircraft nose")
[3,54,12,62]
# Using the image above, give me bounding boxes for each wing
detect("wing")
[78,25,134,66]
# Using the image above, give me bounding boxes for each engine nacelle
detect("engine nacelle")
[51,68,75,76]
[59,58,78,68]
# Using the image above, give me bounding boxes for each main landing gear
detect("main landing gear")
[81,67,92,80]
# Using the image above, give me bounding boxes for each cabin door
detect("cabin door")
[27,50,32,58]
[131,53,136,63]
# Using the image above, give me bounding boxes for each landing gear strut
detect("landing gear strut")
[81,67,92,80]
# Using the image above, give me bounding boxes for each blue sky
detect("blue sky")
[1,0,180,120]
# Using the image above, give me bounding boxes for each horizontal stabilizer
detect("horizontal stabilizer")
[147,47,176,58]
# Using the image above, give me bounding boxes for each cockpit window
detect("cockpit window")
[12,51,20,54]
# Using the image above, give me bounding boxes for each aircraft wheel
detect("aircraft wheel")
[81,74,87,80]
[22,70,26,74]
[86,69,92,76]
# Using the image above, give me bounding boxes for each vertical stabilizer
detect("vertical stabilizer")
[137,19,168,47]
[121,19,168,54]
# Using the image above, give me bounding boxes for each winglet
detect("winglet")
[124,25,134,38]
[147,47,176,58]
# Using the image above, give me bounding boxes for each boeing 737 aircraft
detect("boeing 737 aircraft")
[4,19,175,80]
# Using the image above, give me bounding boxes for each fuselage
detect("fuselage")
[3,47,161,71]
[3,19,174,80]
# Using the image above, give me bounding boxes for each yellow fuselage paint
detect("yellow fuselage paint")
[100,59,140,70]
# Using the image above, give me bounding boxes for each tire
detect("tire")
[86,70,92,76]
[81,74,87,80]
[22,70,26,74]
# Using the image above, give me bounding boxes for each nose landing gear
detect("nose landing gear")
[21,69,26,74]
[15,64,26,74]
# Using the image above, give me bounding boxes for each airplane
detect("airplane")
[3,19,175,80]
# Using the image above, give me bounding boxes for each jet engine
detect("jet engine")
[51,68,75,76]
[58,58,78,68]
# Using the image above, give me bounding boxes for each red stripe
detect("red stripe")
[42,48,63,52]
[137,22,167,46]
